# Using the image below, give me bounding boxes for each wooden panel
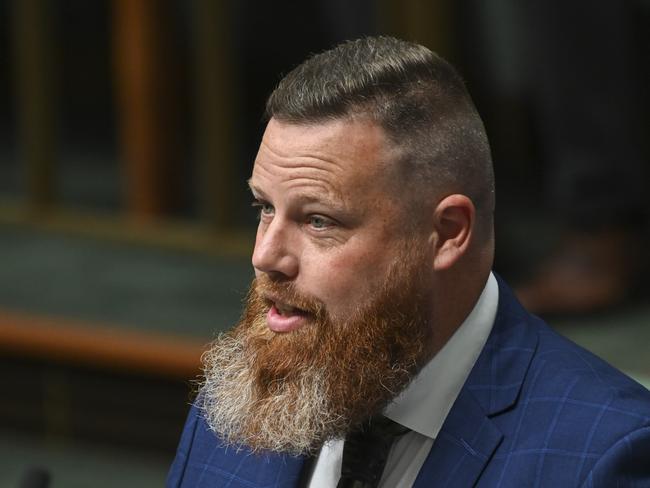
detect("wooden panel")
[0,309,205,380]
[0,202,253,257]
[10,0,58,210]
[192,0,236,229]
[112,0,180,219]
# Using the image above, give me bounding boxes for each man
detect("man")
[168,37,650,487]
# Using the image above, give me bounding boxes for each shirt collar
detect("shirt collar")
[383,272,499,439]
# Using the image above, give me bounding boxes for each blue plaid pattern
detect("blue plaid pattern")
[166,403,305,487]
[168,276,650,487]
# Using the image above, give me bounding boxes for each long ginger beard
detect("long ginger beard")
[200,244,434,456]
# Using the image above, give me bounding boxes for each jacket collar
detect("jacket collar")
[385,273,499,439]
[414,275,539,487]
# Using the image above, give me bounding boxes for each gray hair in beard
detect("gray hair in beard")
[199,243,432,455]
[200,314,334,455]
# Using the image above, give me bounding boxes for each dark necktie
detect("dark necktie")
[337,416,409,488]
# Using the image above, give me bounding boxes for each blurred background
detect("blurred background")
[0,1,648,486]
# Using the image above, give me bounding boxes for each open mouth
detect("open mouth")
[263,294,309,315]
[273,302,307,316]
[264,296,311,332]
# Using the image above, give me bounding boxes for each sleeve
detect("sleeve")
[581,426,650,487]
[166,402,201,488]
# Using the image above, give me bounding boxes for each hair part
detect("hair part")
[265,36,495,237]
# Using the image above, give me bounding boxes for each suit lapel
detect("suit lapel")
[414,276,538,487]
[413,386,503,487]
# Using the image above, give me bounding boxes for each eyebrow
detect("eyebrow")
[247,180,348,212]
[247,180,266,199]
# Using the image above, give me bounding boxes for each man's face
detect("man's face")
[200,118,436,455]
[249,117,419,329]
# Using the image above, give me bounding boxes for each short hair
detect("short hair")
[265,36,495,233]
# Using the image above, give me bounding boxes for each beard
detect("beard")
[199,243,434,456]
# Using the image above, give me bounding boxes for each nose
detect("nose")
[251,219,299,280]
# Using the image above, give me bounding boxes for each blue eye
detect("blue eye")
[308,215,332,229]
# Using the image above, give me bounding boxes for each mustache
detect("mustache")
[254,275,326,318]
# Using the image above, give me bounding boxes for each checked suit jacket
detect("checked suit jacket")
[167,277,650,487]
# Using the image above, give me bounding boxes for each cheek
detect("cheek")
[301,248,387,307]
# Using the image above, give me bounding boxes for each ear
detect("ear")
[430,194,475,271]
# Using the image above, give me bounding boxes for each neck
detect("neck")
[428,265,491,357]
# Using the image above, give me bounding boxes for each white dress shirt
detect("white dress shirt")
[307,273,499,487]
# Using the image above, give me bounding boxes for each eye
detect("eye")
[252,200,274,219]
[307,214,334,230]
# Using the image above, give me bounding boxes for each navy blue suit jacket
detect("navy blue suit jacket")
[167,278,650,487]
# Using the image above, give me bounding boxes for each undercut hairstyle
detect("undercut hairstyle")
[265,36,495,234]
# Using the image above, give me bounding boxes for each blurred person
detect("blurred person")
[168,37,650,487]
[497,1,648,314]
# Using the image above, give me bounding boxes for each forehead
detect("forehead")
[250,118,398,200]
